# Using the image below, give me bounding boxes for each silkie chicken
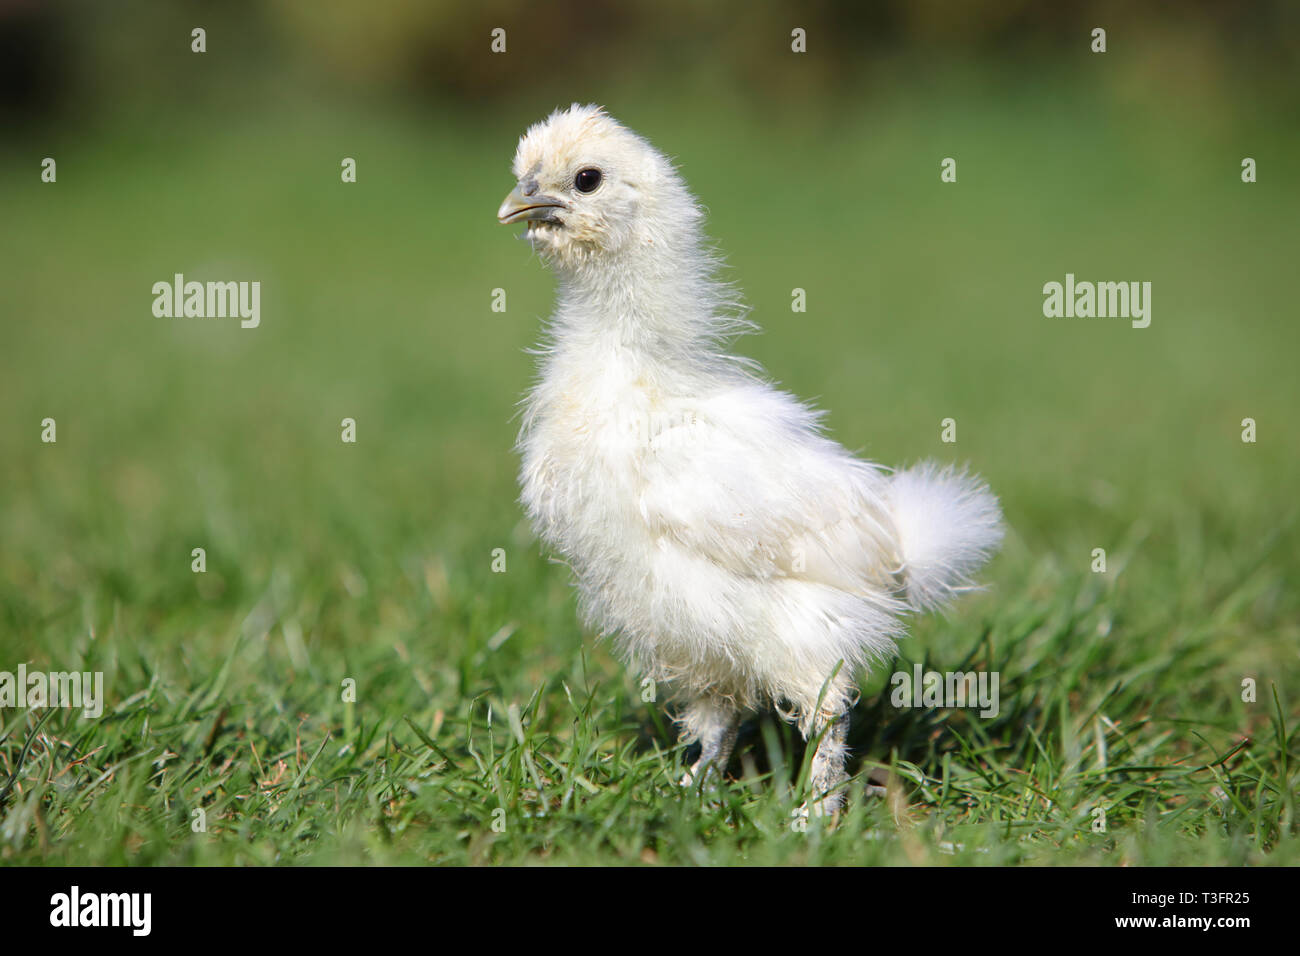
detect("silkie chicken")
[497,105,1003,814]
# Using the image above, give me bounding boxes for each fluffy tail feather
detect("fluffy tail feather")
[889,463,1004,613]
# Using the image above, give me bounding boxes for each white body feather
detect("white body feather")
[508,105,1003,727]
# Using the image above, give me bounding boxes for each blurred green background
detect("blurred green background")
[0,1,1297,864]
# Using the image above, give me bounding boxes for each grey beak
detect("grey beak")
[497,181,568,224]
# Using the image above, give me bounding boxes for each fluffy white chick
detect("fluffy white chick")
[498,104,1003,813]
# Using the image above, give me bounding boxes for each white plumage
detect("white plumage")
[498,105,1003,812]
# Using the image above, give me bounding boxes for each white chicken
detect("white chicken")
[498,104,1003,813]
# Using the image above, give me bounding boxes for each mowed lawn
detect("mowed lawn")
[1,78,1297,865]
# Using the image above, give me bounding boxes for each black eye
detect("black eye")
[574,168,602,193]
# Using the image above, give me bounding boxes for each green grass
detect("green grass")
[1,75,1298,865]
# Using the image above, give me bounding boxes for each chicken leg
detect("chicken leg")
[805,704,850,816]
[678,697,740,789]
